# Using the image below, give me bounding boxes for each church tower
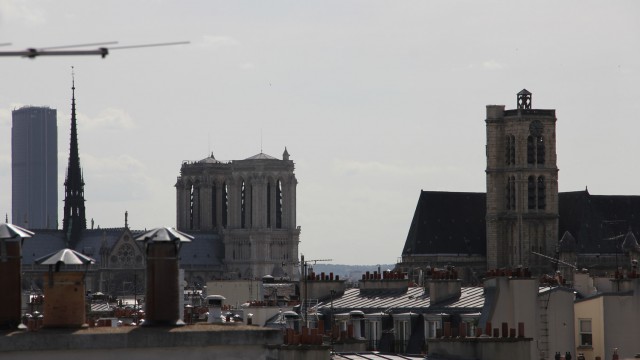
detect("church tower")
[62,71,87,246]
[176,149,300,280]
[486,90,559,273]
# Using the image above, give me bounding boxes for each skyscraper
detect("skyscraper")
[11,106,58,229]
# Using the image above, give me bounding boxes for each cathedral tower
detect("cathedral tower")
[486,90,559,272]
[176,150,300,280]
[62,71,87,246]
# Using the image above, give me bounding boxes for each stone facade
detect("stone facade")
[176,149,300,280]
[485,90,559,272]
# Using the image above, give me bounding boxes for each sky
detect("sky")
[1,1,639,265]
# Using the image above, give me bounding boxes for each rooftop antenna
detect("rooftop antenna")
[0,41,189,58]
[41,41,118,50]
[260,129,263,153]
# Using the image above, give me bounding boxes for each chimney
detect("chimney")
[359,270,409,292]
[428,279,462,305]
[426,266,461,305]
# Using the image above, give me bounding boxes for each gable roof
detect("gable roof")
[558,190,640,253]
[21,228,224,268]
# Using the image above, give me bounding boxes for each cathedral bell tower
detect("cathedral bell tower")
[485,90,559,273]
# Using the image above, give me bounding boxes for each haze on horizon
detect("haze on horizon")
[1,1,639,265]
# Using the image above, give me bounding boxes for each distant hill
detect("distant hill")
[308,264,395,283]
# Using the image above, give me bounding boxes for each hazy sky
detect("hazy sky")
[1,1,639,265]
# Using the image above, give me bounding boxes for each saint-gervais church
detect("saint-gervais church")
[397,90,640,284]
[175,149,301,280]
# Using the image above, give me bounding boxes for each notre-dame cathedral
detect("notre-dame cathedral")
[20,79,300,297]
[398,90,640,284]
[175,149,301,280]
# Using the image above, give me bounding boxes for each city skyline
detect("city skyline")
[1,1,639,264]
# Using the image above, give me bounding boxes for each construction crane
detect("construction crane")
[0,41,189,59]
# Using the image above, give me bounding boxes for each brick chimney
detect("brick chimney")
[425,266,461,305]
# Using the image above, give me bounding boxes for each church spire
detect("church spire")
[62,67,87,246]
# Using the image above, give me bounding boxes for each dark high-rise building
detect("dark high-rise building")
[11,106,58,229]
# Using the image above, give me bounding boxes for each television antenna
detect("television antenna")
[0,41,189,59]
[531,251,577,270]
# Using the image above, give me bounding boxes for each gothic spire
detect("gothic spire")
[62,67,86,246]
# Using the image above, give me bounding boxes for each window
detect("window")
[266,182,271,227]
[536,136,545,164]
[189,184,196,230]
[505,135,515,165]
[276,180,283,229]
[537,176,546,209]
[241,180,246,228]
[394,320,409,353]
[506,176,516,210]
[426,320,441,338]
[579,319,592,346]
[527,176,546,211]
[211,183,217,228]
[528,176,536,209]
[528,135,545,165]
[366,320,381,350]
[527,136,535,165]
[222,182,228,228]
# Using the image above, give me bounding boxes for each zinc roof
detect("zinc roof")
[317,286,484,314]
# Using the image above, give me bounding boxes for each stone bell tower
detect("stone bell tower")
[176,149,300,280]
[485,90,559,273]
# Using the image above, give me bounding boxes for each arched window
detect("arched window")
[527,136,535,165]
[266,182,271,228]
[505,181,511,209]
[276,180,283,229]
[537,176,546,209]
[189,184,194,230]
[510,136,516,165]
[241,180,246,229]
[222,182,228,228]
[527,176,535,210]
[189,183,198,230]
[536,136,545,164]
[505,135,516,165]
[505,136,510,165]
[505,176,516,210]
[510,176,515,210]
[509,135,515,165]
[211,183,217,228]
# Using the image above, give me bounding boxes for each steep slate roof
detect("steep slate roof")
[402,191,486,256]
[558,190,640,253]
[22,228,224,268]
[180,232,224,266]
[403,189,640,257]
[22,229,67,265]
